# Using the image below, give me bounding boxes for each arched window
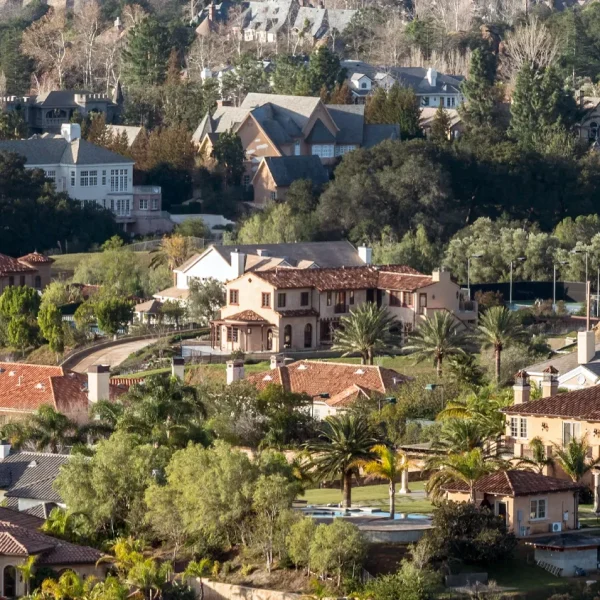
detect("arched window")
[304,323,312,348]
[284,325,292,349]
[34,276,41,289]
[4,565,16,598]
[590,122,598,140]
[266,329,273,351]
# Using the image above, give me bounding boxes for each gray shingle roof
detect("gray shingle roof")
[525,345,600,375]
[0,452,70,503]
[0,138,132,166]
[34,91,116,109]
[260,155,329,187]
[326,104,364,145]
[305,119,336,144]
[363,124,400,147]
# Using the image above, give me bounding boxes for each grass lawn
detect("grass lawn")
[578,503,600,528]
[51,251,151,280]
[302,481,434,514]
[121,361,271,381]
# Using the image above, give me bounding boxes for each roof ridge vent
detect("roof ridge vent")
[297,364,308,370]
[27,460,38,468]
[354,368,365,375]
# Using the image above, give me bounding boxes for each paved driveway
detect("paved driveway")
[70,338,158,373]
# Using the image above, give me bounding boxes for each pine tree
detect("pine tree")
[459,47,501,132]
[430,103,451,143]
[365,85,421,139]
[0,30,33,96]
[122,17,171,87]
[329,82,353,104]
[365,87,388,123]
[166,48,181,86]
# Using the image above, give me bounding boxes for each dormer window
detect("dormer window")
[361,82,367,89]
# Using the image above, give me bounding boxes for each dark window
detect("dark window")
[389,291,401,307]
[229,289,239,305]
[404,292,413,306]
[8,276,14,287]
[19,276,25,286]
[262,292,271,307]
[320,321,331,343]
[232,327,238,342]
[326,291,332,306]
[278,293,286,308]
[304,323,312,348]
[301,291,309,306]
[4,565,16,598]
[284,324,292,348]
[419,293,427,315]
[349,291,355,305]
[227,327,232,342]
[266,328,273,351]
[334,291,347,314]
[34,276,41,289]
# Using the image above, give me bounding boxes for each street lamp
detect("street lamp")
[509,257,526,308]
[467,253,484,299]
[572,247,589,283]
[553,260,569,311]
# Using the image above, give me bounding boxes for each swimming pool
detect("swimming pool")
[300,507,430,520]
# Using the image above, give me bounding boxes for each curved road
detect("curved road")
[70,338,158,374]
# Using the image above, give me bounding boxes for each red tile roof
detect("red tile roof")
[18,252,54,265]
[0,363,130,416]
[275,309,320,317]
[0,254,36,276]
[222,310,271,322]
[251,265,432,291]
[503,386,600,419]
[245,360,409,401]
[442,470,581,497]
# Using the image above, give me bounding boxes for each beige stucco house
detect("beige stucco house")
[442,470,580,537]
[0,253,54,294]
[210,266,477,353]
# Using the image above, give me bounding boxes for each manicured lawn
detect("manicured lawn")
[302,481,434,514]
[121,361,271,381]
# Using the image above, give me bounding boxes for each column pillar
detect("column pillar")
[514,442,523,458]
[594,471,600,514]
[399,468,411,494]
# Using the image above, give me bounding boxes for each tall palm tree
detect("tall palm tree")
[306,414,377,508]
[434,419,488,454]
[16,556,37,596]
[516,436,554,475]
[361,444,409,518]
[427,447,508,502]
[477,306,527,384]
[1,405,82,453]
[150,234,195,271]
[553,436,600,482]
[405,311,469,377]
[332,302,400,365]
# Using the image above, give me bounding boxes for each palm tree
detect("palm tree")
[405,311,469,377]
[427,447,508,501]
[553,436,600,482]
[306,414,377,508]
[181,559,213,600]
[434,419,488,454]
[361,444,409,518]
[16,556,37,596]
[477,306,527,384]
[332,302,400,365]
[516,437,554,475]
[150,234,195,271]
[1,405,82,453]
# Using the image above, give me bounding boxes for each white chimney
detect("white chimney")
[432,269,450,283]
[358,246,372,265]
[171,356,185,380]
[226,359,245,384]
[88,365,110,403]
[270,354,285,370]
[578,330,596,365]
[0,444,11,461]
[61,123,81,143]
[230,249,246,279]
[114,16,122,29]
[427,67,437,87]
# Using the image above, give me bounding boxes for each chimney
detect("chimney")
[541,366,558,398]
[270,354,285,370]
[513,370,530,405]
[578,330,595,365]
[208,0,215,20]
[427,67,437,87]
[217,100,233,108]
[171,356,185,380]
[230,249,246,278]
[114,16,123,30]
[431,269,450,283]
[88,365,110,403]
[358,245,372,265]
[0,443,11,461]
[61,123,81,143]
[226,359,245,384]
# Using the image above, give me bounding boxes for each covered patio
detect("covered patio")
[211,310,278,352]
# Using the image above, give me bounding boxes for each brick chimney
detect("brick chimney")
[541,365,558,398]
[226,359,245,384]
[513,370,530,405]
[88,365,110,403]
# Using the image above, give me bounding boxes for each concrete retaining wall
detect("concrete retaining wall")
[188,578,303,600]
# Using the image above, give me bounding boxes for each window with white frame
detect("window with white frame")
[70,171,76,186]
[294,141,301,156]
[45,170,56,182]
[563,421,581,446]
[89,170,98,186]
[110,169,128,192]
[139,198,149,210]
[311,144,334,158]
[102,170,107,185]
[335,145,357,156]
[530,498,546,520]
[270,191,277,201]
[510,417,528,439]
[80,171,89,187]
[152,198,159,210]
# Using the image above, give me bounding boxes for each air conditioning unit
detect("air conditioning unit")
[551,522,562,533]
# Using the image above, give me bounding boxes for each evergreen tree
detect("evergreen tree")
[0,30,33,96]
[365,84,421,139]
[328,82,353,104]
[460,47,502,133]
[221,54,269,106]
[307,47,345,95]
[122,17,171,87]
[211,130,245,188]
[430,104,451,144]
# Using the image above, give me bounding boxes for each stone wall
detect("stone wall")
[188,579,303,600]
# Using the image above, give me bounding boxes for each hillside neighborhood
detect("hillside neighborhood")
[7,0,600,598]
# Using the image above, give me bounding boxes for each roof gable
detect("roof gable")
[258,155,329,188]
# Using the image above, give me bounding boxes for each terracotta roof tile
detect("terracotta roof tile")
[246,360,409,401]
[18,252,54,265]
[223,310,271,322]
[442,470,581,496]
[0,254,36,276]
[0,507,44,530]
[275,309,320,317]
[503,386,600,419]
[251,265,428,291]
[326,384,371,407]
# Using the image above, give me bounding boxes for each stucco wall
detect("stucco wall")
[190,579,302,600]
[535,547,597,577]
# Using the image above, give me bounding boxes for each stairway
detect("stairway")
[536,560,563,577]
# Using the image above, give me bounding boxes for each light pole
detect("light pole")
[510,257,526,308]
[554,260,568,311]
[467,252,484,299]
